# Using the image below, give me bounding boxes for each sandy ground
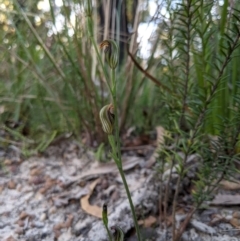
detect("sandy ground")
[0,140,240,241]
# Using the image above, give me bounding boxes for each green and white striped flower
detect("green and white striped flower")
[99,104,114,134]
[100,40,119,69]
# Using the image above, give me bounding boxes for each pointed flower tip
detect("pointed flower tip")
[100,39,119,69]
[102,203,107,212]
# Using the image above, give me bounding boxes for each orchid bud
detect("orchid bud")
[99,104,114,134]
[102,203,108,226]
[100,40,119,69]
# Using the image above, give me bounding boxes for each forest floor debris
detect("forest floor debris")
[0,140,240,241]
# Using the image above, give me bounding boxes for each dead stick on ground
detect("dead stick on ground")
[173,207,197,241]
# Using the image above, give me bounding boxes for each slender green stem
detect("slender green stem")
[110,69,141,241]
[111,69,121,160]
[117,166,142,241]
[106,226,112,241]
[102,203,113,241]
[86,16,113,96]
[108,135,120,165]
[105,226,112,241]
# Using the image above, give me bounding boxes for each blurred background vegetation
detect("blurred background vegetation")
[0,0,240,154]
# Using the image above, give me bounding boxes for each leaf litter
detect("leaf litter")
[0,133,240,241]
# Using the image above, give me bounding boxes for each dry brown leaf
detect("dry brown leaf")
[30,167,43,176]
[39,178,57,194]
[230,212,240,229]
[229,218,240,228]
[209,214,225,226]
[19,211,30,220]
[53,229,61,239]
[220,180,240,190]
[211,194,240,206]
[80,178,102,218]
[138,215,157,228]
[65,214,74,228]
[4,159,12,165]
[233,211,240,219]
[29,176,45,185]
[7,180,16,189]
[53,215,74,231]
